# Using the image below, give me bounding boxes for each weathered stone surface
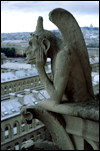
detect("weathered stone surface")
[21,140,60,150]
[20,8,99,150]
[20,105,75,150]
[20,103,99,150]
[39,99,99,121]
[26,8,95,105]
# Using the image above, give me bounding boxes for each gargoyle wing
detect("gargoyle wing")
[49,8,94,99]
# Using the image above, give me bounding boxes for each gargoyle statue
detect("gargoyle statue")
[20,8,98,150]
[26,8,94,106]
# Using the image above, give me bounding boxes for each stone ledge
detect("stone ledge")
[39,100,99,122]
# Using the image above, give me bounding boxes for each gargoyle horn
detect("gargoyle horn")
[30,16,44,37]
[35,16,44,32]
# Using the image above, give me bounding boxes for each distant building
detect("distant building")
[1,62,52,150]
[1,40,28,56]
[1,88,51,150]
[87,47,99,56]
[90,23,93,29]
[1,63,52,96]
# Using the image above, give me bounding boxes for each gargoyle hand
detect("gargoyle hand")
[20,105,33,122]
[36,47,47,69]
[20,105,27,115]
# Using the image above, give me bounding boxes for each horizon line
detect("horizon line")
[1,26,99,34]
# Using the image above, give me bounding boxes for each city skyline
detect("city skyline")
[1,1,99,33]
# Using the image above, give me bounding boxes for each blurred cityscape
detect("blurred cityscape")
[1,24,99,48]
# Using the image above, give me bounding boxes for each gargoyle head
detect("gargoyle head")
[26,34,50,64]
[26,16,59,64]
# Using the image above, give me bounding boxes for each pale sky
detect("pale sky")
[1,1,99,33]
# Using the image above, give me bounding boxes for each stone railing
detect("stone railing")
[20,99,99,150]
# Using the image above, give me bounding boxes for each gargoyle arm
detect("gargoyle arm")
[37,49,71,103]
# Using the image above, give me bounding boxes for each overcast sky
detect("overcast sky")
[1,1,99,33]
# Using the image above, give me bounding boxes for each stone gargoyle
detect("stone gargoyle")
[26,7,94,105]
[20,8,99,150]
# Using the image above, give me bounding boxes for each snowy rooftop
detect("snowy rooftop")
[1,66,51,83]
[1,60,51,69]
[1,88,50,121]
[89,55,99,63]
[1,62,32,70]
[1,72,19,82]
[91,72,99,85]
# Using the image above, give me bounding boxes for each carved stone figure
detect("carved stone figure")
[26,8,94,105]
[20,8,99,150]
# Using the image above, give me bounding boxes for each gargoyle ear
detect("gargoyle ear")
[42,38,50,55]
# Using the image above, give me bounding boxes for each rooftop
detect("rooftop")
[1,64,51,83]
[1,40,28,44]
[1,72,19,82]
[1,62,32,70]
[1,88,50,121]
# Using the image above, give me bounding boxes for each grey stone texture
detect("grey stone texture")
[26,8,95,105]
[21,8,99,150]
